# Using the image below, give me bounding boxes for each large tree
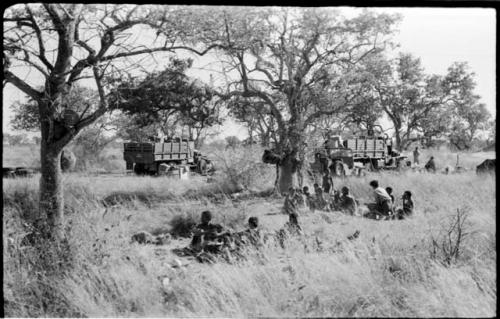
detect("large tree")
[228,97,278,147]
[370,53,453,150]
[191,7,400,192]
[3,4,215,237]
[442,62,491,150]
[10,85,100,132]
[108,57,221,148]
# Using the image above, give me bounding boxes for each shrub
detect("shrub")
[209,145,275,192]
[3,182,39,221]
[430,207,472,265]
[169,214,197,238]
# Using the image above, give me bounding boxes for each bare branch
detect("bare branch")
[43,4,63,27]
[100,44,226,62]
[3,70,43,101]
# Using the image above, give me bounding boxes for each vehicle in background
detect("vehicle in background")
[310,127,411,177]
[3,167,36,178]
[123,137,214,176]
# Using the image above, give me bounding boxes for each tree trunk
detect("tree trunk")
[278,153,298,194]
[261,133,270,148]
[39,140,65,239]
[394,126,402,151]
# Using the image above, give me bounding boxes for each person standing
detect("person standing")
[322,169,334,194]
[413,147,421,165]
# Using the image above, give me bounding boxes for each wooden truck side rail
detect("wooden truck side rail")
[124,139,196,172]
[345,137,387,159]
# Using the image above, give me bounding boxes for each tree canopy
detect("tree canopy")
[108,57,222,146]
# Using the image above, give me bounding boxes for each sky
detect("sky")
[2,7,496,140]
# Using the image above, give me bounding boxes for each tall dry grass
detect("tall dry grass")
[2,146,496,317]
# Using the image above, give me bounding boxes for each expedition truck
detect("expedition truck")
[123,138,214,176]
[310,130,410,177]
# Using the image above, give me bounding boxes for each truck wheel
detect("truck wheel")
[365,160,377,172]
[333,161,345,177]
[197,158,207,175]
[3,167,16,178]
[133,163,145,175]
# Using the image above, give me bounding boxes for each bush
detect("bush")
[2,182,39,221]
[209,145,275,192]
[169,214,198,238]
[430,207,472,265]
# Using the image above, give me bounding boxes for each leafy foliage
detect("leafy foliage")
[108,57,221,144]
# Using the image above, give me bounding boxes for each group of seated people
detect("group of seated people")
[282,179,414,220]
[178,209,307,262]
[173,210,259,262]
[365,180,414,220]
[176,179,415,262]
[282,184,358,216]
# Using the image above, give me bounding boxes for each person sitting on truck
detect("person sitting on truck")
[365,180,393,219]
[425,156,436,173]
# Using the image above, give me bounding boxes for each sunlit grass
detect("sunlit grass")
[2,147,496,317]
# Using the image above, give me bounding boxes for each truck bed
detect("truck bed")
[123,140,194,165]
[345,138,386,159]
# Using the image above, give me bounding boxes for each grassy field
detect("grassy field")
[2,146,496,317]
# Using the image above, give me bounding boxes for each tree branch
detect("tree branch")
[3,70,42,101]
[25,4,54,72]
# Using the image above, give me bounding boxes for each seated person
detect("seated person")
[365,180,393,219]
[303,186,314,210]
[385,187,395,205]
[386,186,396,213]
[275,212,303,249]
[396,191,414,219]
[315,188,329,211]
[237,216,262,247]
[190,210,225,252]
[294,188,306,208]
[425,156,436,173]
[337,186,358,216]
[285,212,303,235]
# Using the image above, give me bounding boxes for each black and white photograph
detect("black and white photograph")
[2,3,496,317]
